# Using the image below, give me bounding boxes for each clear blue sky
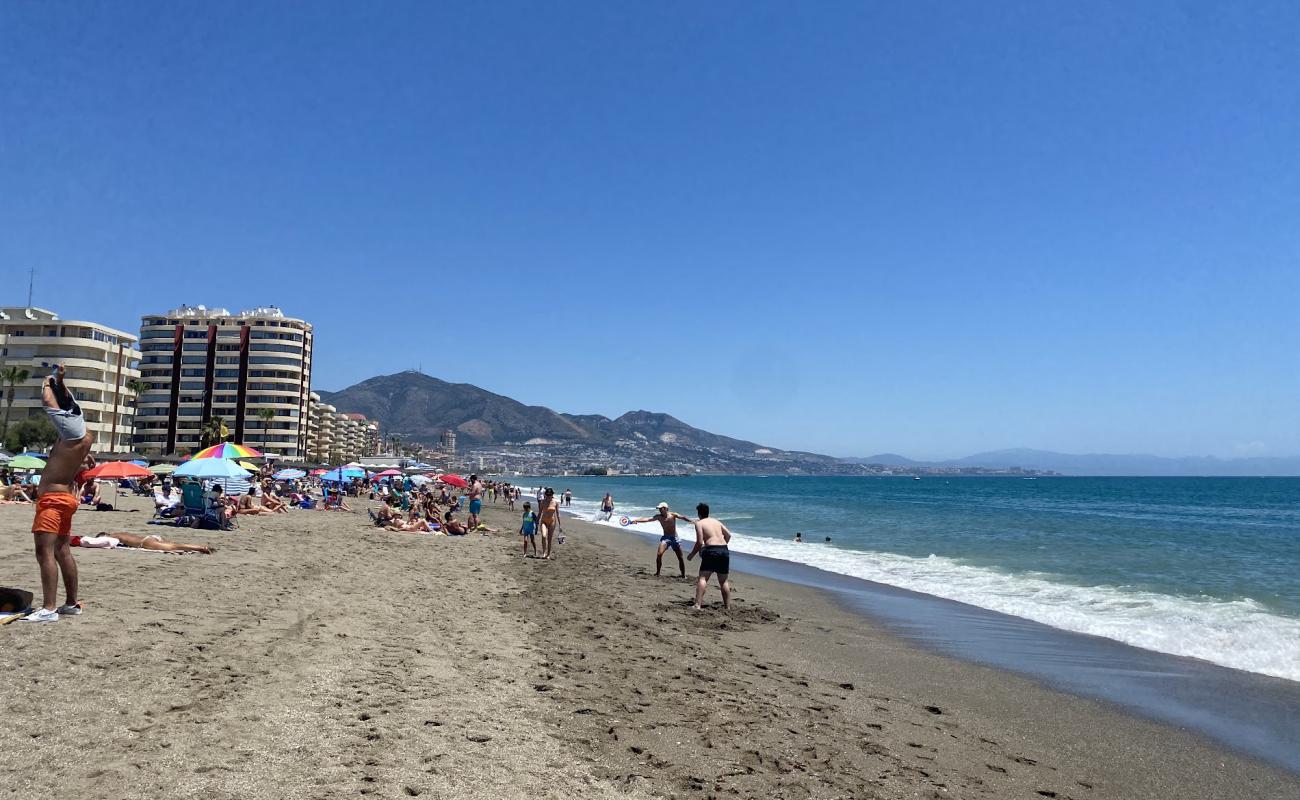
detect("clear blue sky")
[3,2,1297,460]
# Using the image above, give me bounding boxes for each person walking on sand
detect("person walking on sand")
[23,365,95,622]
[686,503,733,610]
[628,502,694,578]
[519,501,539,557]
[538,488,562,559]
[599,492,614,521]
[563,489,572,507]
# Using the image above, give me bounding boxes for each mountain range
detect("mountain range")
[319,372,1300,476]
[849,448,1300,477]
[316,371,790,454]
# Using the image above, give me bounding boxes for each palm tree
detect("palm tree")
[257,408,276,453]
[0,366,30,443]
[201,415,227,449]
[124,378,148,448]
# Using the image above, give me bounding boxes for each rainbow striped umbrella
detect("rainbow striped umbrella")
[192,443,263,460]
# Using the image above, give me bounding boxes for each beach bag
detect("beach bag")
[0,587,34,614]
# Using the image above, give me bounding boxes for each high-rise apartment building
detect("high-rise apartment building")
[440,429,456,459]
[134,305,313,458]
[0,307,141,451]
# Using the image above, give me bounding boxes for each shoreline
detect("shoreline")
[0,495,1294,798]
[573,507,1300,773]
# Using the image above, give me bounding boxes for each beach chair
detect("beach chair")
[180,482,206,516]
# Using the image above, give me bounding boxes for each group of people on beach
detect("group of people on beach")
[15,365,734,621]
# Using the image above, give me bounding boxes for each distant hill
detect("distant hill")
[847,447,1300,476]
[946,448,1300,477]
[843,453,924,466]
[316,371,772,452]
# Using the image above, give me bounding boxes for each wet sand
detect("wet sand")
[0,493,1295,799]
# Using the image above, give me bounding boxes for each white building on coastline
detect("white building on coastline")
[0,307,141,452]
[134,305,314,458]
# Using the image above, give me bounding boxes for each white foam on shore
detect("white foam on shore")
[553,494,1300,682]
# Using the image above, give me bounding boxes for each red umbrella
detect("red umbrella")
[85,461,152,480]
[438,474,468,489]
[373,469,402,478]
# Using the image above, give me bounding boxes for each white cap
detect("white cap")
[656,502,668,509]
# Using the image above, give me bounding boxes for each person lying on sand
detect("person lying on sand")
[443,511,467,536]
[385,512,433,534]
[1,484,33,503]
[74,531,214,554]
[686,502,733,610]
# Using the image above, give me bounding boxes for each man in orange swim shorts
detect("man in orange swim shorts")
[22,366,95,623]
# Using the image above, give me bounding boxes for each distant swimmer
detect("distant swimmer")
[599,493,614,521]
[686,503,733,610]
[628,502,694,577]
[794,532,803,542]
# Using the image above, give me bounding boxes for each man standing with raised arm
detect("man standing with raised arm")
[628,502,694,578]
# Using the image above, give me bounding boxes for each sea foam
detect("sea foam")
[559,496,1300,682]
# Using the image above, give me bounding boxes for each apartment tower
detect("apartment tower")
[134,305,313,458]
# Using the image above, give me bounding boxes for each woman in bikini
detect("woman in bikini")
[538,487,561,559]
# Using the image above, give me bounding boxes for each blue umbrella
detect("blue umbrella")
[174,458,251,479]
[273,468,306,480]
[18,451,48,459]
[129,459,149,467]
[319,467,365,482]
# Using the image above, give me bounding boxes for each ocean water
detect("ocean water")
[524,476,1300,682]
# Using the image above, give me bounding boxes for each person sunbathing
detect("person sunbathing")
[443,511,467,536]
[233,491,270,515]
[74,531,213,554]
[1,484,33,503]
[385,512,433,533]
[260,489,289,514]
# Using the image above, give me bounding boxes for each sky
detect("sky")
[2,2,1297,460]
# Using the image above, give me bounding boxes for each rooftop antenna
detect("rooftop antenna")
[27,267,34,307]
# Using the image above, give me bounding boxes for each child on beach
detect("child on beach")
[519,502,539,557]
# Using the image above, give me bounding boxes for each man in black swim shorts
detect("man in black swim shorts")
[686,502,733,610]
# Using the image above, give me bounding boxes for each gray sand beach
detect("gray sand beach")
[1,495,1295,799]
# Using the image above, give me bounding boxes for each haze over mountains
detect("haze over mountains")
[850,448,1300,477]
[321,372,1300,476]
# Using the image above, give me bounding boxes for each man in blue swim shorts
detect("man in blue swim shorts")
[629,502,695,578]
[467,474,483,528]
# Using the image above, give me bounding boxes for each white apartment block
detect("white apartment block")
[0,307,142,452]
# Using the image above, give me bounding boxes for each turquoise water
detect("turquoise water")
[528,475,1300,681]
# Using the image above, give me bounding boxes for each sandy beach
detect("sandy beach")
[1,494,1295,800]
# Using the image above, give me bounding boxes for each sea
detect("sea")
[527,475,1300,683]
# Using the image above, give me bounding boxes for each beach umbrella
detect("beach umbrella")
[148,463,177,475]
[274,468,306,480]
[9,455,46,470]
[18,451,48,459]
[237,460,261,472]
[192,443,263,460]
[319,467,365,483]
[373,469,402,478]
[174,458,251,479]
[128,459,149,467]
[409,474,433,486]
[85,461,151,480]
[438,474,468,489]
[0,451,12,462]
[309,468,327,476]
